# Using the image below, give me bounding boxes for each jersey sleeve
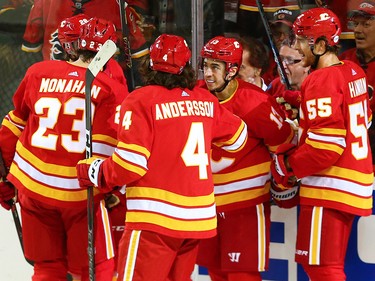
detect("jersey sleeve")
[289,71,346,178]
[91,75,128,158]
[212,101,248,152]
[0,72,30,166]
[102,90,152,186]
[245,95,294,153]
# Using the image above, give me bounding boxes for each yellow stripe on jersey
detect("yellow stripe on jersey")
[8,111,27,126]
[318,166,374,185]
[99,200,115,259]
[117,141,151,158]
[11,164,99,201]
[213,162,270,183]
[214,121,246,150]
[126,211,217,232]
[112,153,147,176]
[305,138,344,154]
[312,128,347,136]
[300,188,373,209]
[2,118,22,137]
[309,207,323,265]
[215,183,270,206]
[124,230,141,281]
[257,204,267,271]
[16,142,76,176]
[126,186,214,207]
[93,134,118,146]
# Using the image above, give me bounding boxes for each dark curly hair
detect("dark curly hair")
[139,55,197,90]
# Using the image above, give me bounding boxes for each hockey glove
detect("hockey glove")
[76,157,113,193]
[270,143,298,188]
[283,90,301,108]
[276,97,298,120]
[104,193,121,209]
[0,179,15,210]
[270,177,299,208]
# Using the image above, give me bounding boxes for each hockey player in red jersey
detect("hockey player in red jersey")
[57,13,90,61]
[75,33,249,281]
[58,15,128,87]
[196,36,294,281]
[21,0,150,88]
[340,1,375,171]
[0,17,128,281]
[271,8,373,281]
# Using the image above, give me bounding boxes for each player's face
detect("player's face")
[203,58,227,91]
[279,45,308,90]
[238,49,261,85]
[293,35,315,68]
[352,16,375,51]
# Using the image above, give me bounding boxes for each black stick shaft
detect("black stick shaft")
[256,0,292,90]
[119,0,135,91]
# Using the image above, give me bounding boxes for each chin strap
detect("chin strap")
[210,72,235,94]
[310,40,328,69]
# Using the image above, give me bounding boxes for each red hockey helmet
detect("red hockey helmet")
[200,36,243,71]
[292,7,341,46]
[58,14,90,54]
[149,34,191,75]
[79,17,117,52]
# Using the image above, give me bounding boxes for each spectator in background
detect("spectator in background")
[238,36,269,90]
[267,39,310,121]
[340,0,375,170]
[262,7,300,86]
[237,0,300,39]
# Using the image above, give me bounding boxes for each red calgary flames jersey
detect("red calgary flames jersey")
[200,79,294,212]
[0,60,128,208]
[100,85,248,239]
[289,60,373,216]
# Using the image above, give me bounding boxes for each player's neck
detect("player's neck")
[69,58,90,68]
[316,53,340,69]
[215,79,237,101]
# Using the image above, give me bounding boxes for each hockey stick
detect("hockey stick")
[85,39,117,281]
[118,0,135,91]
[256,0,292,90]
[0,153,33,266]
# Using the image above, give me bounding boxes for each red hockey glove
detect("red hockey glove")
[283,90,301,108]
[0,180,16,210]
[76,157,113,193]
[270,178,299,208]
[270,143,298,188]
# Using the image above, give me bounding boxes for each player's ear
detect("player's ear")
[227,66,238,80]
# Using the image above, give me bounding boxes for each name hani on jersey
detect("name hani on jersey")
[39,78,101,98]
[155,100,214,120]
[349,77,367,98]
